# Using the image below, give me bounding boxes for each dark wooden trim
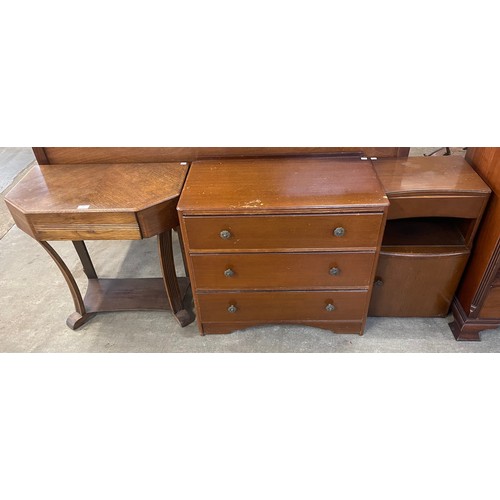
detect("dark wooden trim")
[470,238,500,318]
[449,296,500,341]
[33,147,408,167]
[32,147,49,165]
[39,147,405,165]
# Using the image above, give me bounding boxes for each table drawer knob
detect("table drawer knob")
[333,227,345,237]
[375,278,384,287]
[325,303,336,312]
[224,268,235,277]
[220,230,232,239]
[329,267,340,276]
[227,305,238,313]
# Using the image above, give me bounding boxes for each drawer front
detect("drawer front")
[197,290,369,323]
[387,195,487,220]
[183,214,384,251]
[30,212,141,240]
[191,252,376,290]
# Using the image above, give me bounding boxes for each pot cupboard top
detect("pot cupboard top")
[374,156,491,197]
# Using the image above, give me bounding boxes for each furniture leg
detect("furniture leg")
[175,227,190,280]
[158,230,192,326]
[73,241,98,279]
[449,320,483,341]
[39,241,96,329]
[449,297,499,341]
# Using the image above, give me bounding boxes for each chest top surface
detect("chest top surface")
[177,157,388,215]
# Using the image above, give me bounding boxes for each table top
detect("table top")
[374,156,491,196]
[6,162,189,214]
[177,157,389,215]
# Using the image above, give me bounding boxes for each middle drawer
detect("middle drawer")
[191,252,376,290]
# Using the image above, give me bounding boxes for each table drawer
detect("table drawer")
[183,214,384,252]
[191,252,375,290]
[197,290,369,323]
[29,212,141,240]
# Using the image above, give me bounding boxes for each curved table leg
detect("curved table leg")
[39,241,96,330]
[158,230,192,327]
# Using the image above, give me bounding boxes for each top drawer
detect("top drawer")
[387,195,488,220]
[183,214,384,252]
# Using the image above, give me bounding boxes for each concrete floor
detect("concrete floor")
[1,147,499,352]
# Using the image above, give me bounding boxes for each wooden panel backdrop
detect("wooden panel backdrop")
[33,147,409,165]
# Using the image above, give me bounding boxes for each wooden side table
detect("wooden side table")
[4,162,192,329]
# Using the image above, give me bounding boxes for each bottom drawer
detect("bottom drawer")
[196,290,369,323]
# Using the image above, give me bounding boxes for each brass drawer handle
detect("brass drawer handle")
[325,303,336,312]
[224,268,235,277]
[220,230,232,239]
[227,305,238,313]
[333,227,345,237]
[329,267,340,276]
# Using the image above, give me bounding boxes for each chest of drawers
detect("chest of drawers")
[177,157,388,335]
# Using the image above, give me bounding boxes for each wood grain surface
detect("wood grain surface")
[369,250,470,317]
[35,147,409,165]
[374,156,491,196]
[479,285,500,318]
[190,252,376,290]
[455,148,500,316]
[183,214,384,252]
[5,162,189,240]
[385,195,488,220]
[177,157,388,214]
[370,154,490,319]
[6,163,188,213]
[196,290,369,323]
[178,155,388,335]
[382,218,467,247]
